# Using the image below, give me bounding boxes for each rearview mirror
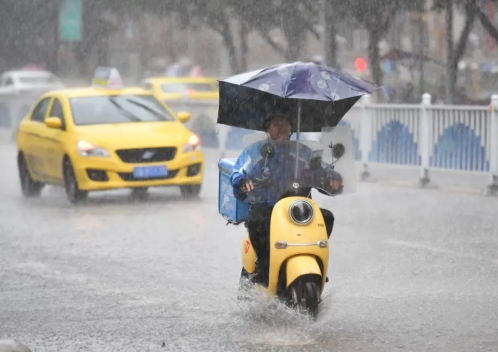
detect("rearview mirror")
[45,117,62,129]
[332,143,345,159]
[260,143,276,159]
[177,111,191,123]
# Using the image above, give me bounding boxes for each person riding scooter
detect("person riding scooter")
[230,112,342,285]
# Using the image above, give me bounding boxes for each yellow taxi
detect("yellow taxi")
[16,67,204,204]
[141,76,219,102]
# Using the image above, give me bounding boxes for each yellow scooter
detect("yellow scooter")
[233,139,346,319]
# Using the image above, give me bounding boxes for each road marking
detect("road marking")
[384,239,498,265]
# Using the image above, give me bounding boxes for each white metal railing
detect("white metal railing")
[136,96,498,193]
[347,94,498,193]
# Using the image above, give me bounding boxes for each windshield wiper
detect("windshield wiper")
[108,97,141,122]
[124,98,167,120]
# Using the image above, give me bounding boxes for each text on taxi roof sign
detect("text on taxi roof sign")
[92,67,124,89]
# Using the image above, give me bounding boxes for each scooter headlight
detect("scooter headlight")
[289,200,314,225]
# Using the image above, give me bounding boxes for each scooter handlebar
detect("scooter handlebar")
[245,177,273,189]
[243,168,343,194]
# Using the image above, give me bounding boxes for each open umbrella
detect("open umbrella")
[217,61,380,135]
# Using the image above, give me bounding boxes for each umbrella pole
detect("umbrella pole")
[295,100,301,178]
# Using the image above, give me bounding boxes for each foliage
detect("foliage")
[1,0,498,95]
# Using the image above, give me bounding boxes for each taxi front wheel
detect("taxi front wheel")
[63,158,88,204]
[180,184,201,198]
[18,154,43,198]
[130,187,149,200]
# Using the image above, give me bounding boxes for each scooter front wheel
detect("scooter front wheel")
[289,279,320,320]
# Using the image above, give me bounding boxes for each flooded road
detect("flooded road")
[1,145,497,351]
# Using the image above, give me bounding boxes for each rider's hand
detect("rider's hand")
[329,179,342,190]
[240,180,254,193]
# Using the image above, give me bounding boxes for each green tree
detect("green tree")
[231,0,321,63]
[342,0,424,86]
[0,0,61,72]
[73,0,119,75]
[433,0,498,102]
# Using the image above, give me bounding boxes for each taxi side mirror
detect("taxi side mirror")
[177,111,191,123]
[45,117,62,129]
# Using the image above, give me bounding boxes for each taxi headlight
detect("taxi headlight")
[77,140,110,157]
[183,134,201,153]
[289,200,314,225]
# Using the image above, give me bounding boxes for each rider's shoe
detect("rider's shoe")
[249,266,262,283]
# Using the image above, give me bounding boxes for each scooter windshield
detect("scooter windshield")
[241,126,357,205]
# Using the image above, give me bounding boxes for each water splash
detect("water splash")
[220,280,337,347]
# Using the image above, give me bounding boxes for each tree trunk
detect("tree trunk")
[282,1,305,62]
[448,3,477,101]
[239,20,249,71]
[283,20,305,61]
[96,37,108,67]
[363,4,398,88]
[476,4,498,43]
[258,29,286,57]
[367,32,383,86]
[417,16,425,97]
[44,0,60,73]
[167,14,178,64]
[324,0,338,68]
[74,42,88,75]
[218,14,239,74]
[445,0,454,103]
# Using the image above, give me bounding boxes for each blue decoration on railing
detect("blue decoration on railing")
[369,121,420,165]
[430,123,489,172]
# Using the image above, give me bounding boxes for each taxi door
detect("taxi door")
[42,96,67,182]
[20,97,52,180]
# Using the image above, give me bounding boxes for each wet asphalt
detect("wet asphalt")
[1,145,497,352]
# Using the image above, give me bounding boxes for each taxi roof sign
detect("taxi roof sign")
[92,67,124,89]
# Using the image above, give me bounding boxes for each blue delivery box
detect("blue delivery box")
[218,158,249,222]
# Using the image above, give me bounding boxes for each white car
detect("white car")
[0,70,64,95]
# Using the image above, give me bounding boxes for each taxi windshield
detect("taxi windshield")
[69,95,176,126]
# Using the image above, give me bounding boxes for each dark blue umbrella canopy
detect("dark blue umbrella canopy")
[217,62,380,132]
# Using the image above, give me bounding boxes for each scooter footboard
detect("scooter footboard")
[285,255,322,288]
[241,235,256,274]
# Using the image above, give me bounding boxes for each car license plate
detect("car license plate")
[133,165,168,179]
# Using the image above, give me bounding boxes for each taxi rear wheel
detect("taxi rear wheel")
[180,184,201,198]
[63,158,88,204]
[18,154,43,198]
